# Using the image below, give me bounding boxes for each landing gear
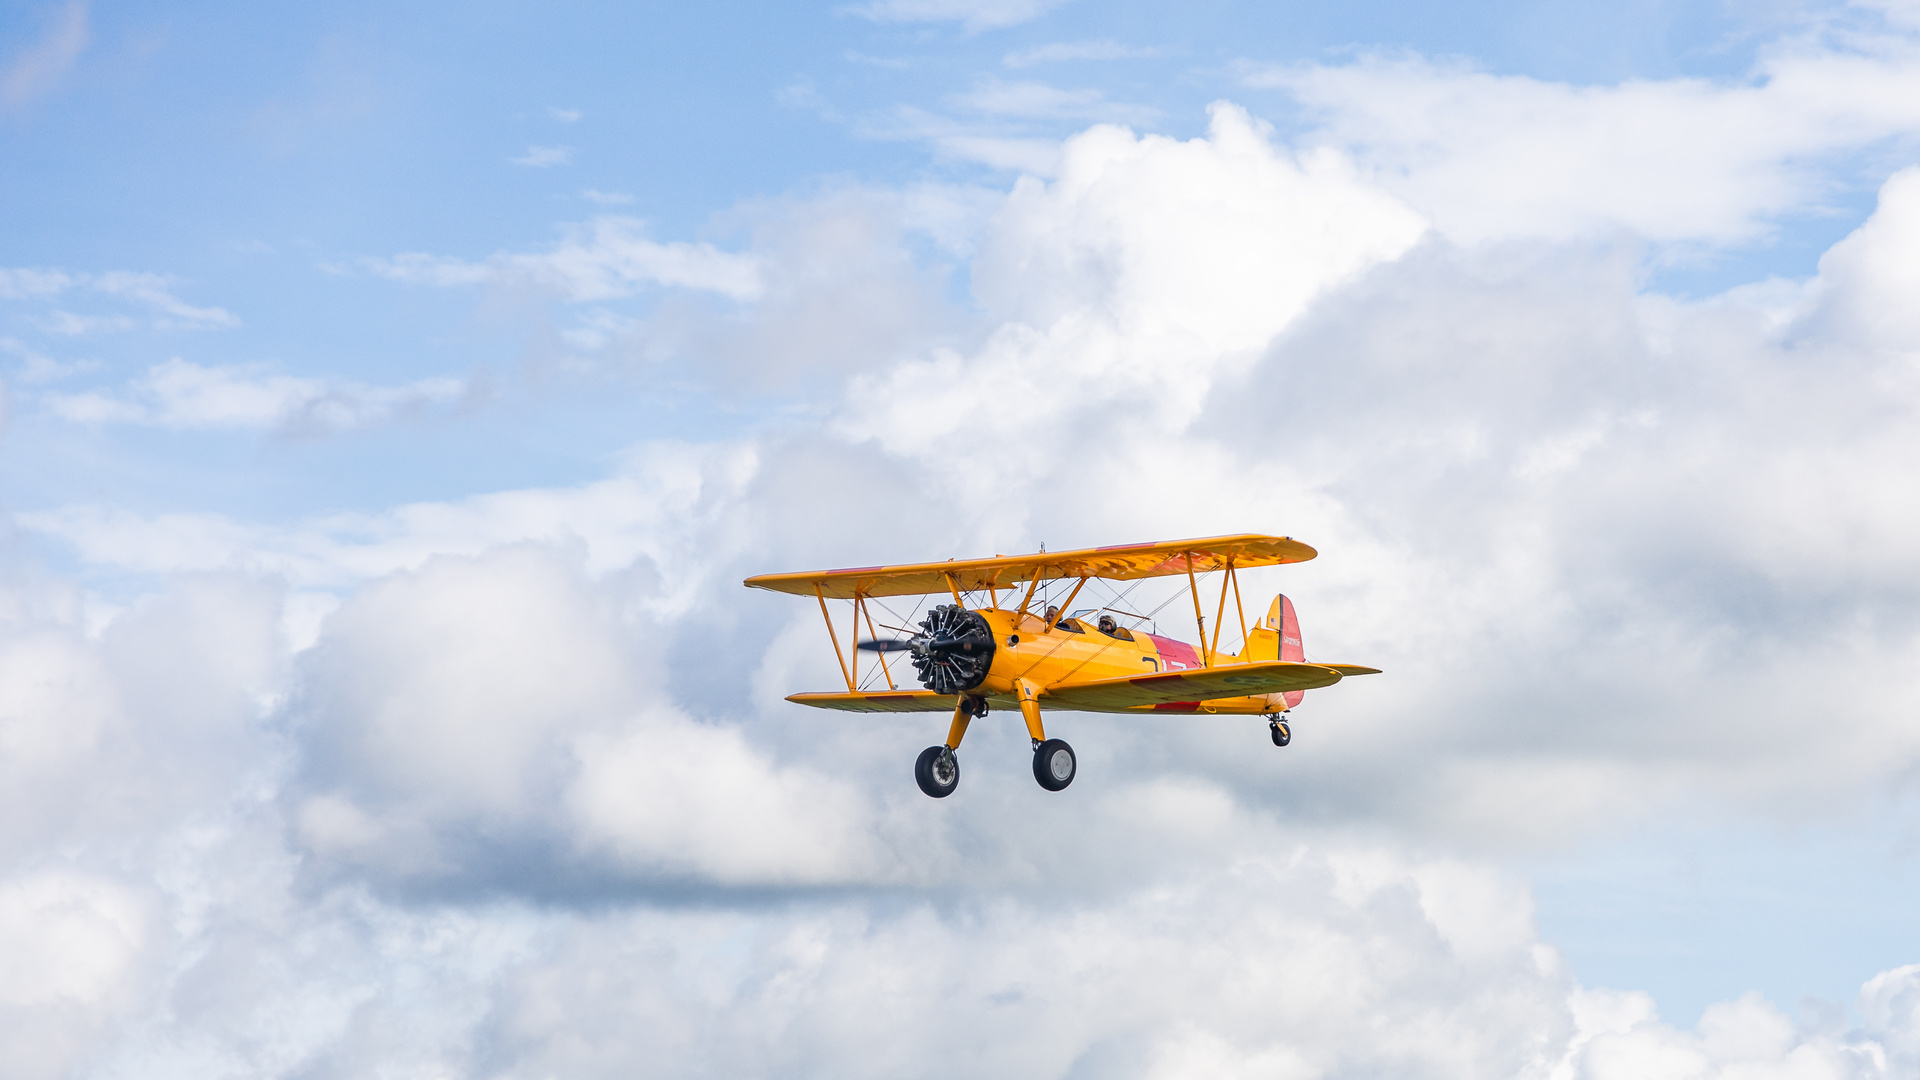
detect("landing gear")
[1269,716,1291,747]
[1032,738,1076,791]
[915,745,960,798]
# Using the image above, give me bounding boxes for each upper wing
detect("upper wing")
[1043,661,1378,711]
[744,533,1317,599]
[787,690,960,713]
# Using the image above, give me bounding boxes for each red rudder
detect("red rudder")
[1266,594,1306,708]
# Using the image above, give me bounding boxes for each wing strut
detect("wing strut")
[1185,554,1210,666]
[1209,557,1234,661]
[859,594,896,690]
[1047,576,1089,631]
[815,583,855,692]
[1016,565,1044,616]
[1230,563,1248,648]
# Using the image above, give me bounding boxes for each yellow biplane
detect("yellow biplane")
[744,534,1378,798]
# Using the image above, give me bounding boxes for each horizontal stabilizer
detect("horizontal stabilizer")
[788,690,959,713]
[1044,660,1374,711]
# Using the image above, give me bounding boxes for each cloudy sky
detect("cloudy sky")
[6,0,1920,1075]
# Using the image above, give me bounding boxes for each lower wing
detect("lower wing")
[1044,661,1378,711]
[784,662,1380,713]
[787,691,960,712]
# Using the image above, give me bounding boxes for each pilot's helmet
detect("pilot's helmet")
[1097,614,1117,633]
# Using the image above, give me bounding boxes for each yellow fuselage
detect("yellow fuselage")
[954,608,1285,715]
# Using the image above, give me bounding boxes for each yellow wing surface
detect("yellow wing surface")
[786,662,1380,714]
[1043,661,1375,710]
[787,691,959,713]
[743,533,1316,600]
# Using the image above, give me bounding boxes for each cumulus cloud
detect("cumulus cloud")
[41,358,470,434]
[16,60,1920,1074]
[17,441,761,592]
[35,99,1920,847]
[283,544,891,892]
[1563,979,1920,1078]
[839,102,1427,462]
[1246,37,1920,244]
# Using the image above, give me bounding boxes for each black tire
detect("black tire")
[1270,720,1291,747]
[915,745,960,798]
[1032,738,1076,791]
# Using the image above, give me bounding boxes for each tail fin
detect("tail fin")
[1268,594,1304,663]
[1243,595,1307,708]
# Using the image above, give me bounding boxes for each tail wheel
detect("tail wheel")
[915,746,960,798]
[1032,738,1076,791]
[1270,719,1291,747]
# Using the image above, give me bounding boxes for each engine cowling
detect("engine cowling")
[910,604,996,695]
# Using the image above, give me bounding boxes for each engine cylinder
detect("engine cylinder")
[910,605,996,695]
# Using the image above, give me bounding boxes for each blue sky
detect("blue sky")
[7,1,1920,1075]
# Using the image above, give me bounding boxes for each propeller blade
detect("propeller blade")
[857,639,916,652]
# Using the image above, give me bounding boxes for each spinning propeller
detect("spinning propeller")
[856,639,915,652]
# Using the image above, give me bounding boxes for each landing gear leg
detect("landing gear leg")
[916,696,984,799]
[1268,714,1292,747]
[1018,679,1076,791]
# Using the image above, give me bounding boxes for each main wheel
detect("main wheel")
[915,745,960,798]
[1270,719,1291,747]
[1032,738,1076,791]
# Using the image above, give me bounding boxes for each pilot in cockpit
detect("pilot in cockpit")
[1044,605,1060,625]
[1097,614,1119,635]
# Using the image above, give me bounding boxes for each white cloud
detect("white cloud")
[1563,984,1914,1078]
[32,101,1920,849]
[580,187,632,204]
[1003,39,1161,67]
[511,144,573,167]
[364,215,763,301]
[859,104,1069,171]
[947,77,1158,124]
[0,872,145,1008]
[843,49,910,69]
[17,440,762,592]
[843,0,1068,31]
[0,336,96,383]
[1806,165,1920,348]
[1246,38,1920,244]
[1,0,87,113]
[0,267,237,333]
[841,101,1427,458]
[284,543,891,889]
[42,358,470,434]
[854,81,1160,172]
[18,71,1920,1074]
[547,106,581,123]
